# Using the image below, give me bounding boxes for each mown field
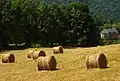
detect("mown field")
[0,44,120,81]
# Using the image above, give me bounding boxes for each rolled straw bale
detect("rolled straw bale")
[53,46,63,54]
[37,56,57,71]
[27,49,37,58]
[85,53,108,69]
[32,50,46,60]
[2,54,15,63]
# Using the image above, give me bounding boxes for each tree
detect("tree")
[0,0,11,48]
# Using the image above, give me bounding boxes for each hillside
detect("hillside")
[0,44,120,81]
[43,0,120,20]
[87,0,120,20]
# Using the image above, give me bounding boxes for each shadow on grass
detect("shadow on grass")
[86,66,110,70]
[38,68,61,71]
[51,68,61,71]
[63,45,99,49]
[63,46,77,49]
[1,46,28,51]
[100,66,110,69]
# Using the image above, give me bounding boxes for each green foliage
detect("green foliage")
[115,22,120,33]
[100,39,120,45]
[42,0,120,21]
[102,23,112,30]
[0,0,11,48]
[0,0,100,48]
[101,21,120,33]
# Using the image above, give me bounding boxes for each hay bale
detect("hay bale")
[37,56,57,71]
[32,50,46,60]
[85,53,108,69]
[2,54,15,63]
[97,45,100,47]
[53,46,63,54]
[27,49,37,58]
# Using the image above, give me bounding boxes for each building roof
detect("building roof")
[101,28,119,34]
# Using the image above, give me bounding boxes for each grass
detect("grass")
[0,44,120,81]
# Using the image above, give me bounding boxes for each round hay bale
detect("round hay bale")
[53,46,63,54]
[97,45,100,47]
[2,54,15,63]
[27,49,37,59]
[32,50,46,60]
[85,53,108,69]
[37,56,57,71]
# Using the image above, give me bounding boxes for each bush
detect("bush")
[100,39,120,45]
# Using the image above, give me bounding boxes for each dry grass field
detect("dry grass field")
[0,44,120,81]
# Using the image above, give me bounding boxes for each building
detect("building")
[101,28,119,40]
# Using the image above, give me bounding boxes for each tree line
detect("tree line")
[43,0,120,20]
[0,0,101,49]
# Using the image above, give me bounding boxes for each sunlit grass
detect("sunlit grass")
[0,44,120,81]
